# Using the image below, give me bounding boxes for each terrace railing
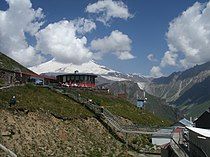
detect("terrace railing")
[0,144,17,157]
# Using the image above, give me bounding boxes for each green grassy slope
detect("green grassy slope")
[0,84,93,118]
[75,89,170,127]
[145,93,179,122]
[178,101,210,118]
[0,52,33,73]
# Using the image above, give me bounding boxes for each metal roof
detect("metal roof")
[179,118,194,127]
[186,126,210,137]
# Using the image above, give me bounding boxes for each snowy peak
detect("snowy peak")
[29,59,116,75]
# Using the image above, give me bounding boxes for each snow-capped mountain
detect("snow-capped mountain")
[29,59,150,88]
[30,59,116,75]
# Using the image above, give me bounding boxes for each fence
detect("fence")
[0,144,17,157]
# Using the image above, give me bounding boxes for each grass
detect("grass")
[0,84,170,127]
[74,89,170,127]
[0,52,32,73]
[0,84,93,118]
[0,79,4,87]
[179,101,210,118]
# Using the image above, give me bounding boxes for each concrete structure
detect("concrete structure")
[57,72,97,88]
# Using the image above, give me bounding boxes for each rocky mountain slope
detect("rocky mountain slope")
[174,76,210,118]
[145,62,210,118]
[145,62,210,102]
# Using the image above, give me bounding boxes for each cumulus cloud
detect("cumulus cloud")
[147,53,158,62]
[73,18,96,34]
[164,1,210,68]
[160,51,178,67]
[150,66,163,77]
[0,0,45,66]
[0,0,134,67]
[36,20,93,64]
[151,1,210,76]
[86,0,133,24]
[90,30,135,60]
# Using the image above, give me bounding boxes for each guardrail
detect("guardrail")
[170,137,189,157]
[0,144,17,157]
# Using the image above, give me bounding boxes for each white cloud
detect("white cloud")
[36,20,93,64]
[147,53,158,62]
[90,30,135,60]
[0,0,134,67]
[160,51,178,67]
[164,1,210,68]
[86,0,133,24]
[73,18,96,34]
[150,66,163,77]
[152,1,210,76]
[0,0,45,66]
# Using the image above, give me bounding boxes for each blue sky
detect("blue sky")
[0,0,210,76]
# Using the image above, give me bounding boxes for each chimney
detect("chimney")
[190,117,192,122]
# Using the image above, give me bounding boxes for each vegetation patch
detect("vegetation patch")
[179,101,210,118]
[0,52,33,73]
[73,89,170,127]
[0,84,93,118]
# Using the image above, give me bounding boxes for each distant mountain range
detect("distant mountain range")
[145,62,210,118]
[146,62,210,101]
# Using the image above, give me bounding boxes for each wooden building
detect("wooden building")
[56,72,97,88]
[0,68,56,86]
[194,108,210,129]
[186,126,210,157]
[0,68,16,85]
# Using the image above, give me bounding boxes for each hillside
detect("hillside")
[145,93,179,122]
[0,85,134,156]
[74,88,170,127]
[0,84,169,156]
[0,84,93,118]
[103,81,178,122]
[0,110,129,156]
[0,52,33,73]
[175,76,210,118]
